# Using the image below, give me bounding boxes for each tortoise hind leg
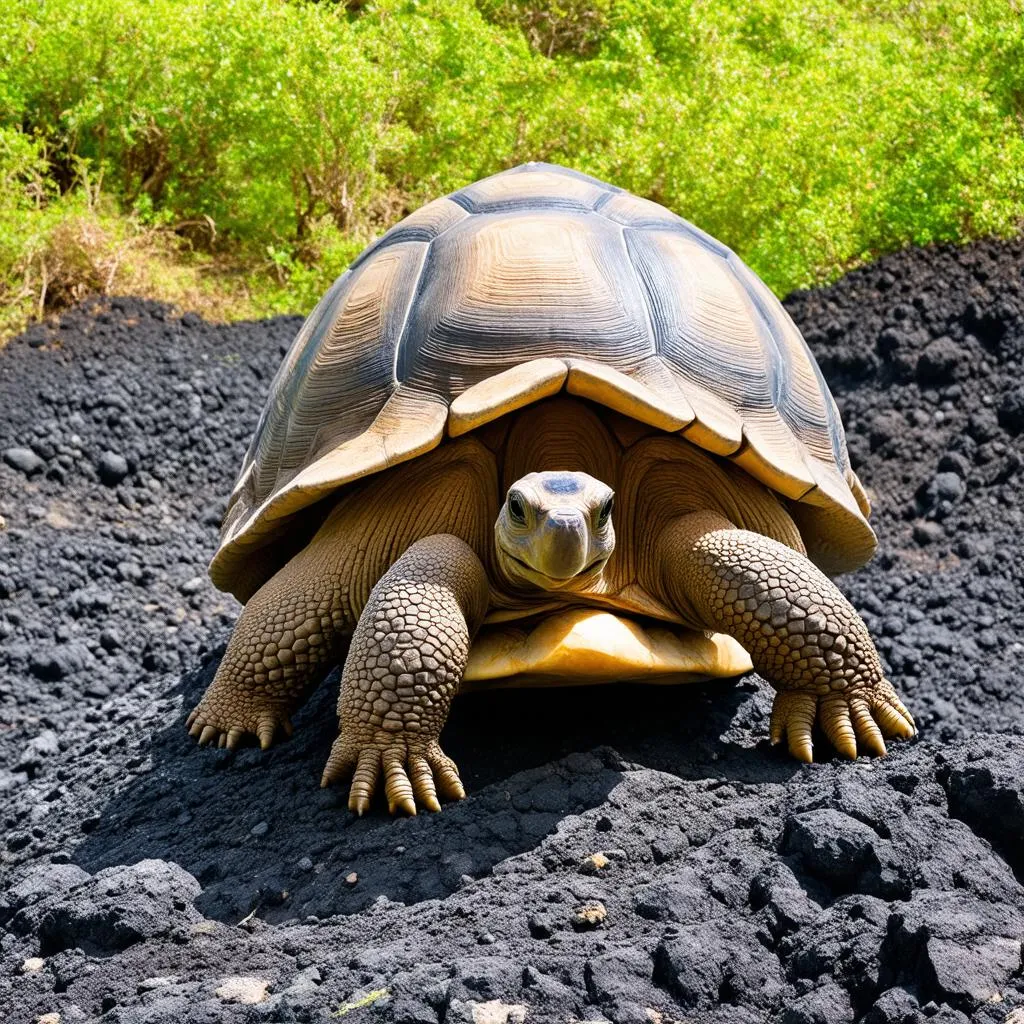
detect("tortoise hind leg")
[187,535,355,751]
[656,511,916,762]
[321,534,489,815]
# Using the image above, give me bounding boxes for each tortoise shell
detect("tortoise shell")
[211,163,873,594]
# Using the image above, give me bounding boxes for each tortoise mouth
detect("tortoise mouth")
[499,545,609,588]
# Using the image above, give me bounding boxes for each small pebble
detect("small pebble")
[137,976,178,993]
[580,852,610,874]
[467,1001,528,1024]
[22,957,45,973]
[345,871,358,885]
[3,447,45,476]
[250,821,269,837]
[117,560,143,583]
[913,521,945,546]
[528,913,554,939]
[215,976,269,1005]
[96,451,129,486]
[571,900,607,929]
[99,629,122,652]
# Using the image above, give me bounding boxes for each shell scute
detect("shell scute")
[565,358,694,433]
[448,358,568,437]
[453,168,608,215]
[348,197,468,273]
[398,210,652,393]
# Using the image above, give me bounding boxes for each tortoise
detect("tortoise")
[188,162,915,815]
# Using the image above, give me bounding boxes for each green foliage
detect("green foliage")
[0,0,1022,336]
[478,0,613,57]
[0,126,88,334]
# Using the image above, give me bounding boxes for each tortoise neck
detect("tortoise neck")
[501,397,621,492]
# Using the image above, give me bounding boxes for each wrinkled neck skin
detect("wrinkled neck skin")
[494,551,608,596]
[489,397,622,603]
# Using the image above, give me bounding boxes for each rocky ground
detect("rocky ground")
[1,235,1023,1024]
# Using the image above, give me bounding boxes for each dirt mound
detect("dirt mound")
[1,235,1023,1023]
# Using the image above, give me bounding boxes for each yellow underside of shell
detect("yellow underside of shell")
[461,608,752,689]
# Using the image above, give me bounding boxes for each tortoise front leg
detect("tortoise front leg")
[187,539,354,751]
[321,534,490,815]
[657,511,916,762]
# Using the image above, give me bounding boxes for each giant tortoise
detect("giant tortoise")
[188,163,915,814]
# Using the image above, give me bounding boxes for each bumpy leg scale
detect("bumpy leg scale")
[662,512,915,762]
[320,534,488,815]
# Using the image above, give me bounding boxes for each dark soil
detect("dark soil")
[2,236,1024,1024]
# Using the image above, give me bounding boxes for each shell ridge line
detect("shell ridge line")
[725,252,785,412]
[827,394,848,471]
[393,238,434,386]
[349,225,425,274]
[349,236,388,273]
[677,220,733,261]
[620,229,703,418]
[353,225,426,264]
[261,270,350,448]
[448,189,476,214]
[756,280,846,468]
[512,162,626,192]
[258,271,352,497]
[728,253,845,468]
[794,327,847,469]
[621,225,660,359]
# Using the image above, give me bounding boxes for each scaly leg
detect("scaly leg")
[187,537,354,751]
[658,511,915,762]
[321,534,490,815]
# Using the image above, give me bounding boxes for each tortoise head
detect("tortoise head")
[495,471,615,591]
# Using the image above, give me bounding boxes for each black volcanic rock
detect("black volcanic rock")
[2,234,1024,1022]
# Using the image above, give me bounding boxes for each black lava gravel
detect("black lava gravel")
[1,236,1023,1024]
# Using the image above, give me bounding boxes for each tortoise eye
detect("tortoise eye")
[597,496,614,527]
[508,493,527,524]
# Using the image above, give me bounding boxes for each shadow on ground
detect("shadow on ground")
[70,653,798,923]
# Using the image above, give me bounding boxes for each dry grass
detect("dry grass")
[1,201,273,347]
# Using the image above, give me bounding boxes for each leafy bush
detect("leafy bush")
[0,0,1022,338]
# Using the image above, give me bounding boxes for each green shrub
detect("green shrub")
[0,0,1021,338]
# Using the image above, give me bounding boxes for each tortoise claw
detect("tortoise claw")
[321,735,465,816]
[187,705,294,753]
[770,681,916,762]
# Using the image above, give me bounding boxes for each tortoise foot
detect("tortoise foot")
[186,701,294,752]
[769,681,916,763]
[321,731,465,816]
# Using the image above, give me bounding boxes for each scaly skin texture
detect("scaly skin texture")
[658,511,916,762]
[186,544,353,750]
[321,534,490,815]
[188,439,497,760]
